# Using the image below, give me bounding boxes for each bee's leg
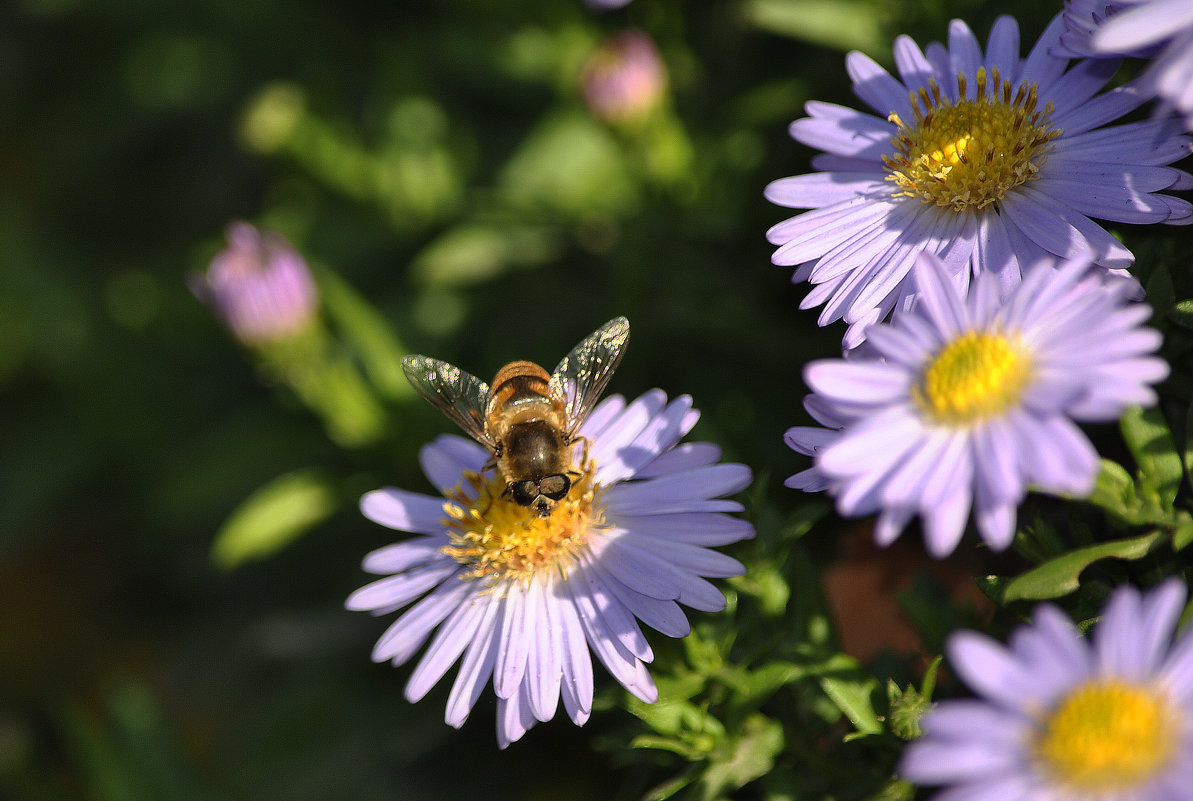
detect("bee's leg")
[572,435,592,472]
[470,475,504,517]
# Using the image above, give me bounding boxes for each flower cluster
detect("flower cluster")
[338,3,1189,777]
[771,10,1190,799]
[348,392,753,747]
[777,10,1184,556]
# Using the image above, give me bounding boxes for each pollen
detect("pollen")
[440,460,602,587]
[1035,680,1177,792]
[883,67,1060,211]
[915,330,1031,425]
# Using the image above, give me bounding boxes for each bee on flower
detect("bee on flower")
[348,319,753,746]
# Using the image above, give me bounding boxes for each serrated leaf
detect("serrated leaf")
[1002,531,1164,601]
[819,675,882,739]
[212,469,338,568]
[1120,406,1181,509]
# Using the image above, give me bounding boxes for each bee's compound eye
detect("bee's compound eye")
[509,480,540,507]
[538,474,570,501]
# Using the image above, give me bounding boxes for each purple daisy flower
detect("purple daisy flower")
[766,14,1193,348]
[901,580,1193,801]
[193,222,318,345]
[784,251,1167,557]
[1061,0,1193,130]
[347,391,753,747]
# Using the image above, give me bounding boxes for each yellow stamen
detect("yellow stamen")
[915,330,1031,424]
[1035,680,1177,792]
[883,67,1060,211]
[440,461,602,587]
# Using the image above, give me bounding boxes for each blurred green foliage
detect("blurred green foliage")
[2,0,1192,800]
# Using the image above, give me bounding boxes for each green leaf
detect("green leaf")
[316,268,411,400]
[1184,401,1193,481]
[699,714,784,801]
[642,766,700,801]
[1086,458,1141,522]
[212,469,338,568]
[1167,298,1193,330]
[626,671,713,737]
[1002,531,1164,601]
[726,661,807,712]
[729,561,790,617]
[742,0,885,54]
[819,674,882,739]
[630,734,703,760]
[497,111,637,216]
[1172,516,1193,552]
[974,574,1010,605]
[1120,406,1182,509]
[920,654,942,700]
[409,222,563,286]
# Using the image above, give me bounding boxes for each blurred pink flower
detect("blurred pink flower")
[582,30,667,125]
[194,222,318,345]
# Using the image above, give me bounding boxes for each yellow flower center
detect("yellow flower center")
[440,460,602,587]
[883,67,1060,211]
[915,330,1031,424]
[1035,680,1177,793]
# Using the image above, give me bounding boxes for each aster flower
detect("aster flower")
[582,30,668,126]
[901,580,1193,800]
[193,221,318,345]
[784,251,1167,557]
[347,391,753,747]
[766,14,1192,348]
[1060,0,1193,130]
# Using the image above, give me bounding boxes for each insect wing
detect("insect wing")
[402,355,497,450]
[550,316,630,437]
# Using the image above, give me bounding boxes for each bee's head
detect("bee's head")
[507,474,572,516]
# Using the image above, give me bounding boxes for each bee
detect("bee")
[402,317,630,516]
